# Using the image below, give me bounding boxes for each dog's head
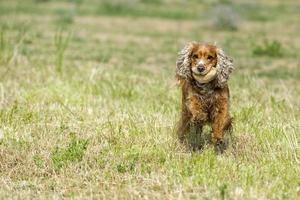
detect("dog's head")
[176,42,234,87]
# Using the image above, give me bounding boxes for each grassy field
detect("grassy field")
[0,0,299,199]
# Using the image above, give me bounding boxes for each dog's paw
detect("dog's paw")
[214,139,228,155]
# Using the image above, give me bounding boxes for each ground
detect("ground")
[0,0,299,199]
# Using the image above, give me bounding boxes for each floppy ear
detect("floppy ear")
[175,42,196,82]
[215,48,234,88]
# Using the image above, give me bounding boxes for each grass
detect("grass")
[252,40,284,57]
[51,133,88,170]
[96,0,197,20]
[54,30,71,73]
[0,0,300,199]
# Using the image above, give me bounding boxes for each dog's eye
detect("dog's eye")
[192,54,198,59]
[207,55,214,60]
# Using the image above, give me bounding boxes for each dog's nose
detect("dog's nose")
[197,65,205,72]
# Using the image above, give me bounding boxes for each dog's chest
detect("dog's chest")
[197,93,215,109]
[187,89,216,110]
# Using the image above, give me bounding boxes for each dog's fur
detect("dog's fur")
[176,42,234,153]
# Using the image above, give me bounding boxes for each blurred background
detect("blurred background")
[1,0,299,72]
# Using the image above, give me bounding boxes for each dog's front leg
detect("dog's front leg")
[184,95,208,150]
[187,95,207,131]
[211,88,232,153]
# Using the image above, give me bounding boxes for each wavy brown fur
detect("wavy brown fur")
[176,42,234,153]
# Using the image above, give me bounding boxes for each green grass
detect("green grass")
[0,0,300,199]
[252,40,284,57]
[96,0,197,19]
[51,133,88,170]
[54,30,71,73]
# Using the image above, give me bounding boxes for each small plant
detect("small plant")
[33,155,45,168]
[114,149,139,174]
[219,183,228,200]
[51,133,88,170]
[212,5,239,31]
[54,30,71,73]
[252,40,283,57]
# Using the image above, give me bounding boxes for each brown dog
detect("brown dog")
[176,42,234,153]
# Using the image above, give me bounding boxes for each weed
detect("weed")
[33,155,45,168]
[252,40,284,57]
[54,30,71,73]
[219,184,228,200]
[51,133,88,170]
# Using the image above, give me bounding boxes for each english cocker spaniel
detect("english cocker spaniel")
[176,42,234,153]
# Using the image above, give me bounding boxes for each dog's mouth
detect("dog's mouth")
[192,67,217,84]
[191,66,212,76]
[192,69,209,76]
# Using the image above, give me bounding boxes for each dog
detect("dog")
[175,42,234,153]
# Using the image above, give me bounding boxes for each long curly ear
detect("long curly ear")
[176,42,196,81]
[215,48,234,88]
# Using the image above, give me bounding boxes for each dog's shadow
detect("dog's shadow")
[184,130,210,152]
[182,126,230,153]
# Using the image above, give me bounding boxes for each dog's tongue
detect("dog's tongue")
[193,67,217,84]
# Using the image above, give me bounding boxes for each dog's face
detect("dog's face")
[176,41,234,88]
[190,44,218,76]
